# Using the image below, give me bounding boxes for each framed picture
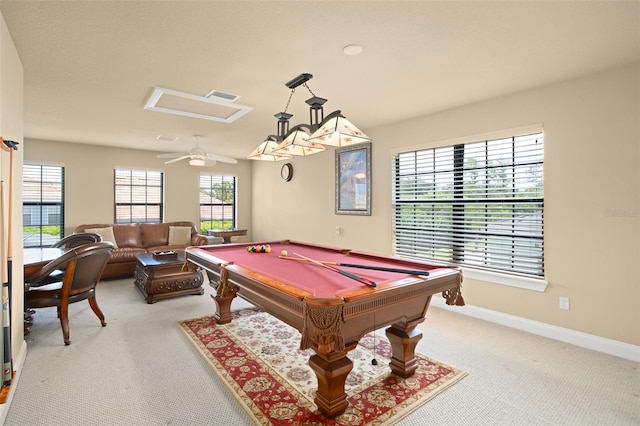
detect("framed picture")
[335,142,371,215]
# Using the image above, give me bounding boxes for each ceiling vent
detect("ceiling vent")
[204,89,240,102]
[144,87,252,123]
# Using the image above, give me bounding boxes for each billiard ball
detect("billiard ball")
[281,250,288,256]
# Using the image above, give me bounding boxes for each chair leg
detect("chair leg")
[59,304,70,345]
[88,296,106,327]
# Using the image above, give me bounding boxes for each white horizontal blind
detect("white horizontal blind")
[199,174,236,230]
[393,132,544,277]
[114,169,163,224]
[22,164,64,247]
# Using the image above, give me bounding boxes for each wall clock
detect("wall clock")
[280,163,293,182]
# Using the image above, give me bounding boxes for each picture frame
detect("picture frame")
[335,142,371,215]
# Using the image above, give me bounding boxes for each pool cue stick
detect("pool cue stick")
[292,252,376,288]
[0,181,9,386]
[279,255,430,276]
[2,139,18,386]
[0,181,5,389]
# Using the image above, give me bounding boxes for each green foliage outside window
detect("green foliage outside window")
[23,225,61,236]
[200,220,234,233]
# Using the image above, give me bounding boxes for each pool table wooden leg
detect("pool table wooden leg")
[210,266,237,324]
[385,324,422,377]
[308,350,354,418]
[211,292,234,324]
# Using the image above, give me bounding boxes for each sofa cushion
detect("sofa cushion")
[141,223,169,247]
[168,226,192,245]
[84,227,119,248]
[109,247,146,263]
[112,224,142,248]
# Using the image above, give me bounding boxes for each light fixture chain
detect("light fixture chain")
[283,88,296,114]
[303,82,316,97]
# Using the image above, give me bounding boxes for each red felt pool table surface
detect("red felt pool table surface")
[187,240,453,298]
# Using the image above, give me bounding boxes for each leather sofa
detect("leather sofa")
[74,221,209,279]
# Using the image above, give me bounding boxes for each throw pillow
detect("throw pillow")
[84,227,118,248]
[168,226,192,245]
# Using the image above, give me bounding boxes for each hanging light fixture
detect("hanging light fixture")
[246,135,294,161]
[305,110,371,146]
[247,73,371,161]
[273,124,326,156]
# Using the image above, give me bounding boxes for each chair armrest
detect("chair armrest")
[25,250,75,284]
[192,234,209,246]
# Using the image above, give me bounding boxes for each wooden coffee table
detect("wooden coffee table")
[134,251,204,303]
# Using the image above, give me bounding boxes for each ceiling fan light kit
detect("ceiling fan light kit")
[247,73,372,161]
[157,136,238,167]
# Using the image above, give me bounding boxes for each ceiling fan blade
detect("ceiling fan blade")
[157,152,189,159]
[206,153,238,164]
[164,155,190,164]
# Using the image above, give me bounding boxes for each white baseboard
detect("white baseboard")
[431,297,640,362]
[0,340,27,423]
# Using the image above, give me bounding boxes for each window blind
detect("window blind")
[114,169,163,223]
[22,164,64,247]
[199,174,236,230]
[393,132,544,277]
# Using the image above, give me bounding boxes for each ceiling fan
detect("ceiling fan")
[156,136,238,167]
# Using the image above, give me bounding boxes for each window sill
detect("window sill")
[462,268,548,292]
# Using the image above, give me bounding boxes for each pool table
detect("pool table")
[186,240,463,418]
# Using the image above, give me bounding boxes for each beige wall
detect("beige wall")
[23,141,253,240]
[251,64,640,346]
[1,11,25,412]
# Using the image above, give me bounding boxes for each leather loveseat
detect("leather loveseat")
[74,221,209,279]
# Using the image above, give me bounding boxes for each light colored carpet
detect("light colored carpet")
[5,277,640,425]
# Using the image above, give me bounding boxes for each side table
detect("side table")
[134,251,204,303]
[207,228,248,244]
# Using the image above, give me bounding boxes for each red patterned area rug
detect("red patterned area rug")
[179,308,466,425]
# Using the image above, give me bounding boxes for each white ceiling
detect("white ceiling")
[1,1,638,160]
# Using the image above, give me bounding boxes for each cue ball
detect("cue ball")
[281,250,288,256]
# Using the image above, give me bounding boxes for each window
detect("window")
[393,132,544,277]
[114,169,163,223]
[23,165,64,247]
[199,174,236,232]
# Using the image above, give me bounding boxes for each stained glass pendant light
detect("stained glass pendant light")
[248,73,370,160]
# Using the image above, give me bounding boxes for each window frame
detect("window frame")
[392,125,547,292]
[113,169,164,224]
[199,174,237,233]
[22,164,65,248]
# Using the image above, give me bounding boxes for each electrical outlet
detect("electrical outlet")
[335,227,343,236]
[559,297,570,310]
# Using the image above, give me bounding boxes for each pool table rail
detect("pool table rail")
[186,251,312,328]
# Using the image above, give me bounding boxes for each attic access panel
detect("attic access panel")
[144,87,252,123]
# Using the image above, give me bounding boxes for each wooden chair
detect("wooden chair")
[51,232,102,249]
[30,233,104,287]
[24,241,114,345]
